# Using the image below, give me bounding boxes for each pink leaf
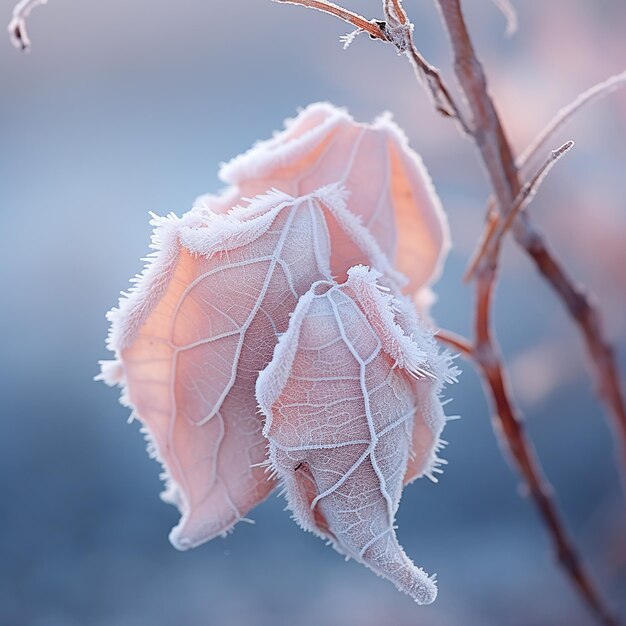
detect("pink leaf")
[198,102,449,293]
[100,188,341,549]
[256,266,456,603]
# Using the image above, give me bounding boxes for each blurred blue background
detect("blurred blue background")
[1,1,625,624]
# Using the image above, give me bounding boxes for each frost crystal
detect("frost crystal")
[197,102,450,294]
[257,267,456,604]
[101,189,336,549]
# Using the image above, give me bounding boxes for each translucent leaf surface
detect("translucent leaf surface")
[100,188,339,549]
[257,266,456,603]
[197,102,449,293]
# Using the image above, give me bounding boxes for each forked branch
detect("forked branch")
[466,140,575,280]
[435,1,618,622]
[435,0,626,485]
[275,0,470,131]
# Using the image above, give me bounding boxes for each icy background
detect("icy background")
[1,0,625,624]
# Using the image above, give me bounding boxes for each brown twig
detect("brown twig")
[436,329,473,356]
[489,141,574,258]
[386,0,407,25]
[471,70,626,281]
[517,224,626,478]
[463,203,498,282]
[464,69,626,281]
[435,0,626,484]
[472,266,617,626]
[435,1,617,623]
[273,0,386,40]
[383,0,471,131]
[439,314,618,626]
[277,0,471,131]
[467,140,575,281]
[404,39,471,131]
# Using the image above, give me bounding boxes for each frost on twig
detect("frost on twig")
[433,1,619,623]
[273,0,386,41]
[339,28,361,49]
[466,140,575,280]
[489,141,574,256]
[257,266,456,604]
[464,69,626,485]
[477,70,626,223]
[276,0,470,132]
[7,0,47,51]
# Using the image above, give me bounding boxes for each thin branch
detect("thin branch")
[436,0,626,489]
[515,220,626,481]
[472,283,618,626]
[382,0,471,130]
[436,0,519,208]
[467,140,575,280]
[273,0,386,40]
[439,313,617,626]
[463,203,498,282]
[404,41,472,132]
[490,141,573,257]
[439,312,618,626]
[275,0,471,131]
[436,329,473,356]
[474,70,626,274]
[385,0,408,25]
[518,70,626,171]
[435,1,618,622]
[7,0,47,51]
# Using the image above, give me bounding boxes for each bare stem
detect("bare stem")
[434,0,626,488]
[440,307,618,626]
[384,0,408,25]
[475,281,617,626]
[467,140,575,280]
[273,0,386,40]
[275,0,471,131]
[463,204,498,282]
[473,260,617,626]
[404,41,471,132]
[435,1,618,622]
[436,329,473,356]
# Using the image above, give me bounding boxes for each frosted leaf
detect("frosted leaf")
[100,187,341,549]
[257,266,456,603]
[198,102,449,293]
[393,293,460,484]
